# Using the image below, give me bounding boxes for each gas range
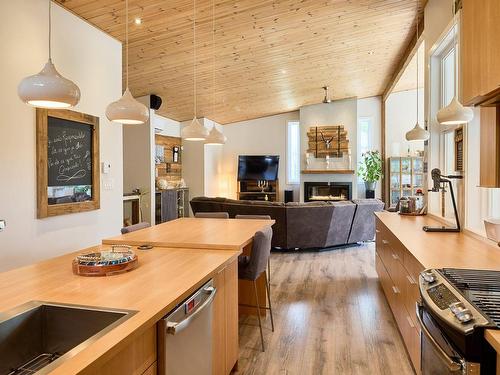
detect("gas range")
[418,268,500,375]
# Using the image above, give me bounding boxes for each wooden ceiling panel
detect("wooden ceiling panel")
[56,0,425,124]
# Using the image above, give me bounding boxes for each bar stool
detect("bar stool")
[121,222,150,234]
[194,212,229,219]
[238,226,274,352]
[235,214,273,283]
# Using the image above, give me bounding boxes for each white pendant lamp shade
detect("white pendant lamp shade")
[406,122,430,142]
[205,125,226,145]
[18,59,81,108]
[105,88,149,124]
[182,117,209,141]
[436,96,474,125]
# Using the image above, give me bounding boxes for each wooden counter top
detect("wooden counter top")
[375,211,500,270]
[102,217,275,250]
[375,212,500,359]
[0,244,240,374]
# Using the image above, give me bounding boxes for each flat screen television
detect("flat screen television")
[238,155,279,181]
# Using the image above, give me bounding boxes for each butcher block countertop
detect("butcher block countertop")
[102,217,275,250]
[375,211,500,270]
[375,212,500,356]
[0,244,240,374]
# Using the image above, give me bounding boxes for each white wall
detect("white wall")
[152,112,180,137]
[221,112,300,200]
[386,89,425,157]
[181,118,225,203]
[123,97,155,224]
[300,99,358,200]
[358,96,382,198]
[0,1,122,271]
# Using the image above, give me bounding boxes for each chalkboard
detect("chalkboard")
[36,108,100,219]
[47,116,93,187]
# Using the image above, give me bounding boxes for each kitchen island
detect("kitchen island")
[375,212,500,374]
[0,244,240,375]
[103,217,275,316]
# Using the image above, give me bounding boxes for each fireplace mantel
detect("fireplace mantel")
[301,169,355,174]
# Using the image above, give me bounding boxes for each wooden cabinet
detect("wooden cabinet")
[86,325,157,375]
[213,259,239,375]
[462,0,500,105]
[479,107,500,187]
[375,219,424,374]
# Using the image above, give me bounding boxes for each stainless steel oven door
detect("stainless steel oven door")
[416,302,480,375]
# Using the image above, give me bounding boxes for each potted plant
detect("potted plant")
[357,150,382,191]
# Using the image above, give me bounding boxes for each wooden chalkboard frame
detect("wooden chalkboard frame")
[36,108,100,218]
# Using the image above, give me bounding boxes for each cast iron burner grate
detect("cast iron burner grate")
[441,268,500,327]
[8,353,61,375]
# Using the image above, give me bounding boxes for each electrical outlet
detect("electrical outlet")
[103,178,114,190]
[0,220,6,232]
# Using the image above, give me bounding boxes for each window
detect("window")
[286,121,300,184]
[357,117,372,182]
[358,117,372,155]
[441,47,456,108]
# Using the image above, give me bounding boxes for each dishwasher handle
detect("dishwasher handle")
[166,286,217,335]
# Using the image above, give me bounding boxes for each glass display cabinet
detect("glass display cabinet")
[389,157,424,208]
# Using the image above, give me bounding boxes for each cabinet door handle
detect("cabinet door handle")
[406,315,415,328]
[392,286,400,294]
[382,240,389,245]
[392,253,399,260]
[406,275,416,285]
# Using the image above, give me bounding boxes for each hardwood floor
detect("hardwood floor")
[235,243,415,375]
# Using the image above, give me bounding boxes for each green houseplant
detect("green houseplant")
[357,150,383,191]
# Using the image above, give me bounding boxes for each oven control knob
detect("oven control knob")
[421,270,436,283]
[449,302,466,314]
[456,310,473,323]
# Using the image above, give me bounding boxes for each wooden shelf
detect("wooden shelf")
[301,169,355,174]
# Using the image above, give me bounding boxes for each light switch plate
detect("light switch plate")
[0,220,6,232]
[103,178,114,190]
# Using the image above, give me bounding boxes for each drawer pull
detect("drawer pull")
[376,229,380,233]
[406,275,416,285]
[391,253,399,260]
[406,315,415,328]
[382,240,389,245]
[392,286,400,294]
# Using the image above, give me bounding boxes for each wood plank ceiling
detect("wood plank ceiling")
[56,0,425,124]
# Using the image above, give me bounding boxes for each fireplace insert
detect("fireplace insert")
[304,182,352,202]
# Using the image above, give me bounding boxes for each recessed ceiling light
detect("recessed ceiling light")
[134,18,142,25]
[281,69,287,74]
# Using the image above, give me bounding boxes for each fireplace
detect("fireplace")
[304,182,352,202]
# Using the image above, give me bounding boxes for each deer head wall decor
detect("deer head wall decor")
[320,131,334,149]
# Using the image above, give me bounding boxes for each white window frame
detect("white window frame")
[286,121,300,185]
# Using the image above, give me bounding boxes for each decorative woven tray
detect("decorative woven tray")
[72,245,138,277]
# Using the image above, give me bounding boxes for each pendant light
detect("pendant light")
[205,0,226,145]
[436,4,473,126]
[18,0,80,108]
[182,0,209,141]
[406,11,430,142]
[105,0,149,125]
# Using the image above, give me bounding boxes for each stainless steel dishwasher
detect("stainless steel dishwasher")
[158,279,216,375]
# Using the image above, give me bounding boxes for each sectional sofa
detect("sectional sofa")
[190,197,385,250]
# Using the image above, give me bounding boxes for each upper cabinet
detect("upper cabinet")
[461,0,500,106]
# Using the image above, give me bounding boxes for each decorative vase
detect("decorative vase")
[365,181,376,191]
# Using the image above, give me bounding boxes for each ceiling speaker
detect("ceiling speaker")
[150,94,162,110]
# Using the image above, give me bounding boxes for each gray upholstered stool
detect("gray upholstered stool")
[195,212,229,219]
[238,226,274,352]
[121,222,150,234]
[235,214,273,283]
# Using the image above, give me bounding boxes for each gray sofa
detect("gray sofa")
[190,197,384,250]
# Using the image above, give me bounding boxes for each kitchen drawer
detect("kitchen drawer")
[400,307,421,374]
[376,253,394,308]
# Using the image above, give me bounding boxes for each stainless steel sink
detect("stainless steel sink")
[0,301,136,375]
